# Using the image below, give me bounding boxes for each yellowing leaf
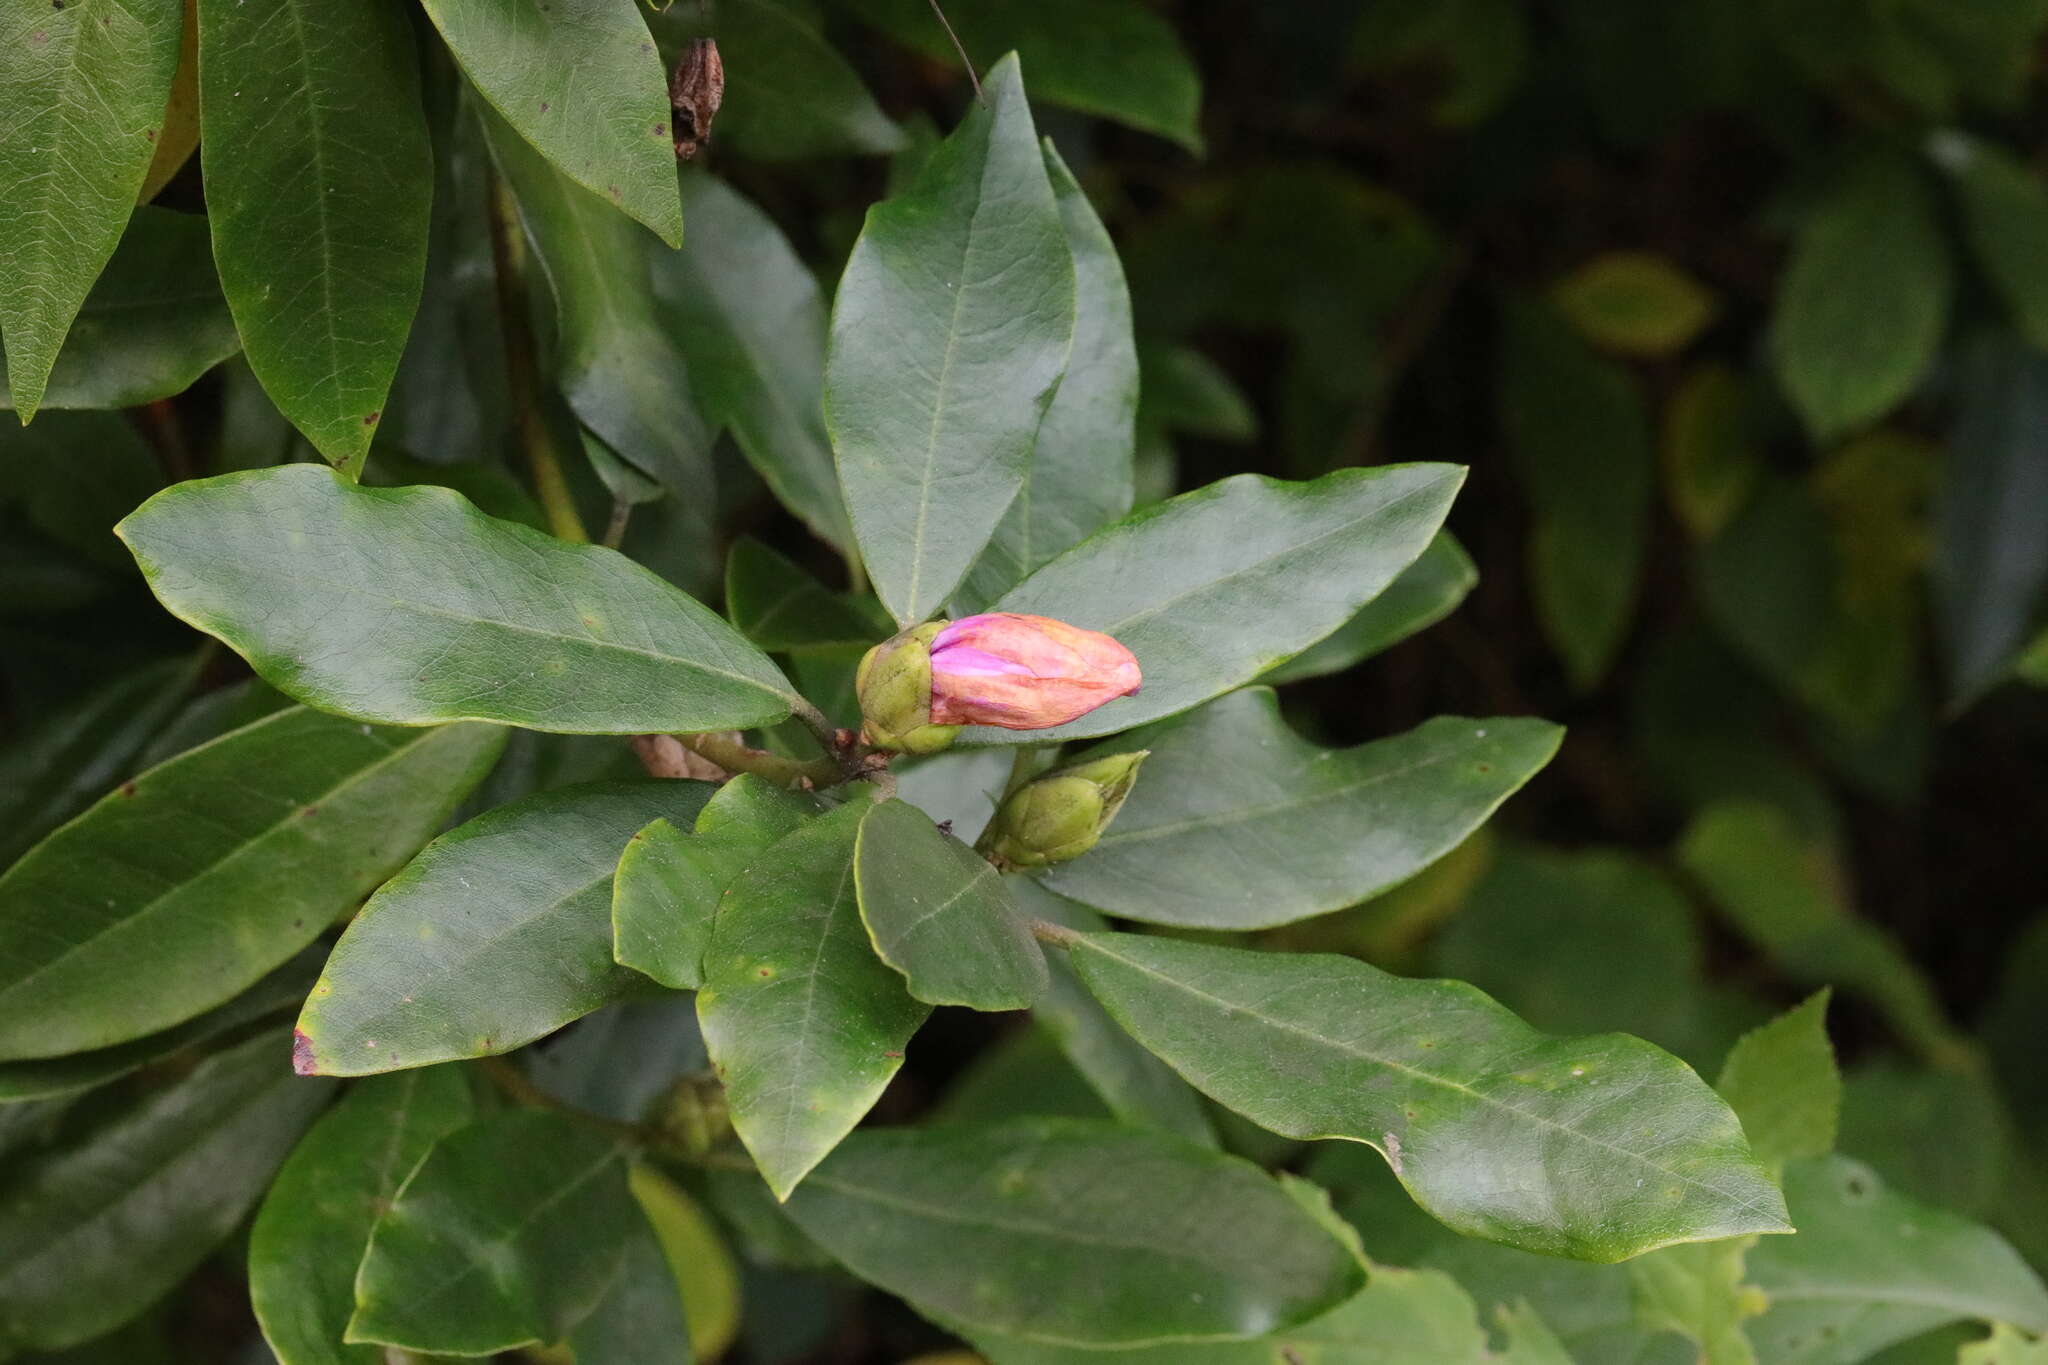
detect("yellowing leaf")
[1552,251,1717,356]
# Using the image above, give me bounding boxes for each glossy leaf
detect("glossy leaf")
[0,0,181,420]
[650,0,902,160]
[957,142,1138,611]
[1933,338,2048,703]
[1550,250,1717,356]
[1500,296,1651,690]
[1745,1157,2048,1362]
[483,104,713,507]
[1714,991,1839,1170]
[420,0,682,245]
[725,538,892,651]
[295,781,711,1076]
[1261,532,1477,684]
[249,1067,475,1365]
[658,173,853,552]
[197,0,431,473]
[698,801,930,1199]
[614,773,820,990]
[966,464,1464,743]
[1007,878,1215,1146]
[825,54,1077,626]
[1770,151,1952,441]
[1946,137,2048,351]
[782,1120,1365,1345]
[0,947,316,1104]
[347,1111,638,1354]
[118,465,796,733]
[1043,690,1560,929]
[854,798,1047,1010]
[1068,932,1792,1261]
[832,0,1203,150]
[0,207,237,412]
[0,1031,332,1352]
[0,706,502,1062]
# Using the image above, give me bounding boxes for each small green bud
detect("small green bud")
[986,750,1147,868]
[856,622,959,755]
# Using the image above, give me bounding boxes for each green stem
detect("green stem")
[787,695,844,757]
[485,168,587,545]
[677,730,842,789]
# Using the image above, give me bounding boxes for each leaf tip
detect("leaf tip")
[290,1027,322,1076]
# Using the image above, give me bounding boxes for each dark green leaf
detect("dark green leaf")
[966,464,1464,744]
[1663,363,1766,543]
[118,466,796,733]
[0,1030,333,1352]
[1260,532,1477,684]
[0,395,162,571]
[613,773,820,990]
[1042,690,1560,930]
[1945,137,2048,351]
[0,0,181,419]
[825,54,1077,626]
[527,994,707,1124]
[658,173,854,552]
[136,676,295,770]
[484,103,712,507]
[248,1067,475,1365]
[0,706,502,1062]
[957,142,1138,611]
[782,1120,1365,1345]
[1068,932,1791,1261]
[0,948,317,1104]
[698,801,930,1199]
[1932,338,2048,703]
[1745,1157,2048,1361]
[854,798,1047,1010]
[1715,991,1839,1170]
[0,208,237,412]
[568,1190,697,1365]
[650,0,902,160]
[1006,879,1214,1146]
[347,1111,638,1354]
[0,654,198,868]
[724,538,890,652]
[420,0,683,245]
[893,747,1016,846]
[1769,151,1952,441]
[197,0,431,473]
[1500,296,1652,690]
[296,780,711,1076]
[831,0,1203,150]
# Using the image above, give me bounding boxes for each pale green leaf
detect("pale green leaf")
[1715,991,1840,1169]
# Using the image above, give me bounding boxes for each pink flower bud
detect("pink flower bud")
[927,613,1141,729]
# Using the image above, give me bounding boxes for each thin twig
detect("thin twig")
[485,167,587,544]
[673,730,844,788]
[926,0,981,101]
[602,498,632,549]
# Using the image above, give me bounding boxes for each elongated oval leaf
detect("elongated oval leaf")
[0,206,238,412]
[567,1183,698,1365]
[249,1066,475,1365]
[1260,532,1476,685]
[0,1030,333,1352]
[421,0,682,246]
[725,538,893,651]
[1068,932,1791,1262]
[956,141,1138,611]
[826,53,1077,625]
[117,466,796,733]
[347,1111,638,1354]
[699,801,931,1199]
[613,773,820,989]
[197,0,431,472]
[964,464,1464,744]
[0,0,181,420]
[659,172,853,552]
[295,781,711,1077]
[1043,690,1560,929]
[854,798,1047,1010]
[0,707,502,1062]
[782,1120,1364,1345]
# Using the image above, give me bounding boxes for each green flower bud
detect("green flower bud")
[855,622,959,754]
[985,750,1148,868]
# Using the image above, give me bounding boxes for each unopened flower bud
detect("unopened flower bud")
[927,613,1141,730]
[855,622,959,754]
[986,751,1147,868]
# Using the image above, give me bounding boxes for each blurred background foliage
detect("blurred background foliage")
[4,0,2048,1361]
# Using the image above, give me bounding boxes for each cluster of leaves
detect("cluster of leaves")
[3,2,2047,1365]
